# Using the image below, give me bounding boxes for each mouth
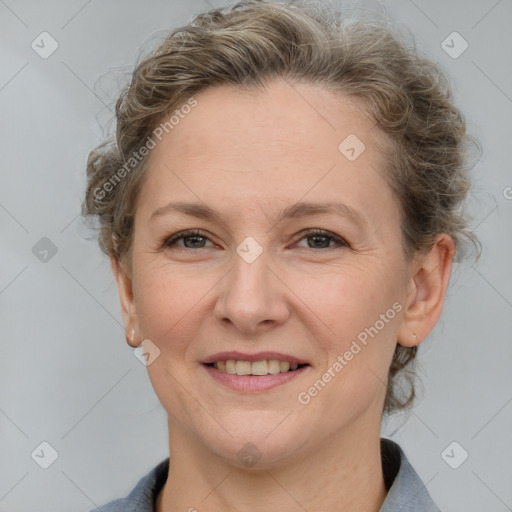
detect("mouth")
[200,351,311,392]
[204,360,309,376]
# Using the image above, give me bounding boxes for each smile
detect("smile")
[202,361,310,392]
[208,359,305,375]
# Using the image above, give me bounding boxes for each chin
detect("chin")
[195,412,312,468]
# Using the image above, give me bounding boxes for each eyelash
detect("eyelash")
[161,228,349,251]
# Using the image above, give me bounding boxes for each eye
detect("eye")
[162,229,213,249]
[294,229,349,250]
[161,228,349,251]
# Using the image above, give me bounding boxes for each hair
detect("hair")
[82,0,481,417]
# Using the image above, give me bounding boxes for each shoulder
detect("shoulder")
[89,457,170,512]
[380,438,442,512]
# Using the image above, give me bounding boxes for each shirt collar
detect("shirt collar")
[99,438,440,511]
[380,438,441,511]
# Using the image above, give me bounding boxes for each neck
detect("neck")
[155,420,388,512]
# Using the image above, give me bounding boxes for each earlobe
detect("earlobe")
[110,254,140,347]
[397,234,456,348]
[126,327,138,348]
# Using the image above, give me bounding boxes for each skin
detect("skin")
[111,78,455,512]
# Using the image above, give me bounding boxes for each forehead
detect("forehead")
[153,80,384,165]
[138,79,397,228]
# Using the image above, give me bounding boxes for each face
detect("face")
[113,79,444,467]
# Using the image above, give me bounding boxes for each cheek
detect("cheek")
[295,267,402,430]
[296,260,403,409]
[132,261,209,352]
[290,259,402,340]
[132,264,210,422]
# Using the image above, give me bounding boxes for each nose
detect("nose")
[213,246,290,334]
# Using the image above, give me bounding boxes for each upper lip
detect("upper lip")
[201,351,309,365]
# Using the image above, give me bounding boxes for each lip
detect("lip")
[201,351,309,365]
[202,363,309,392]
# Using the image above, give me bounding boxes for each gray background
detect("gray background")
[1,0,511,510]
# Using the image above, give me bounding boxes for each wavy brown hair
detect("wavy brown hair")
[82,0,481,417]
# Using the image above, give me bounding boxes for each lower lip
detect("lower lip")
[202,364,309,392]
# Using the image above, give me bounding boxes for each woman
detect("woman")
[82,1,480,510]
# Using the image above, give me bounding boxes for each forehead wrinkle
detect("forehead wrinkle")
[149,200,368,231]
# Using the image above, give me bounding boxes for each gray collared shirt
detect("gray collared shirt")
[91,438,441,511]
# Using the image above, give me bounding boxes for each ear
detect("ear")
[397,234,456,347]
[110,254,140,347]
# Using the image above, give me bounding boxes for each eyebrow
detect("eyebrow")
[150,200,367,228]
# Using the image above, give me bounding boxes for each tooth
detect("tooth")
[279,361,290,372]
[215,360,301,375]
[267,360,281,374]
[251,360,268,375]
[236,360,252,375]
[225,360,237,374]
